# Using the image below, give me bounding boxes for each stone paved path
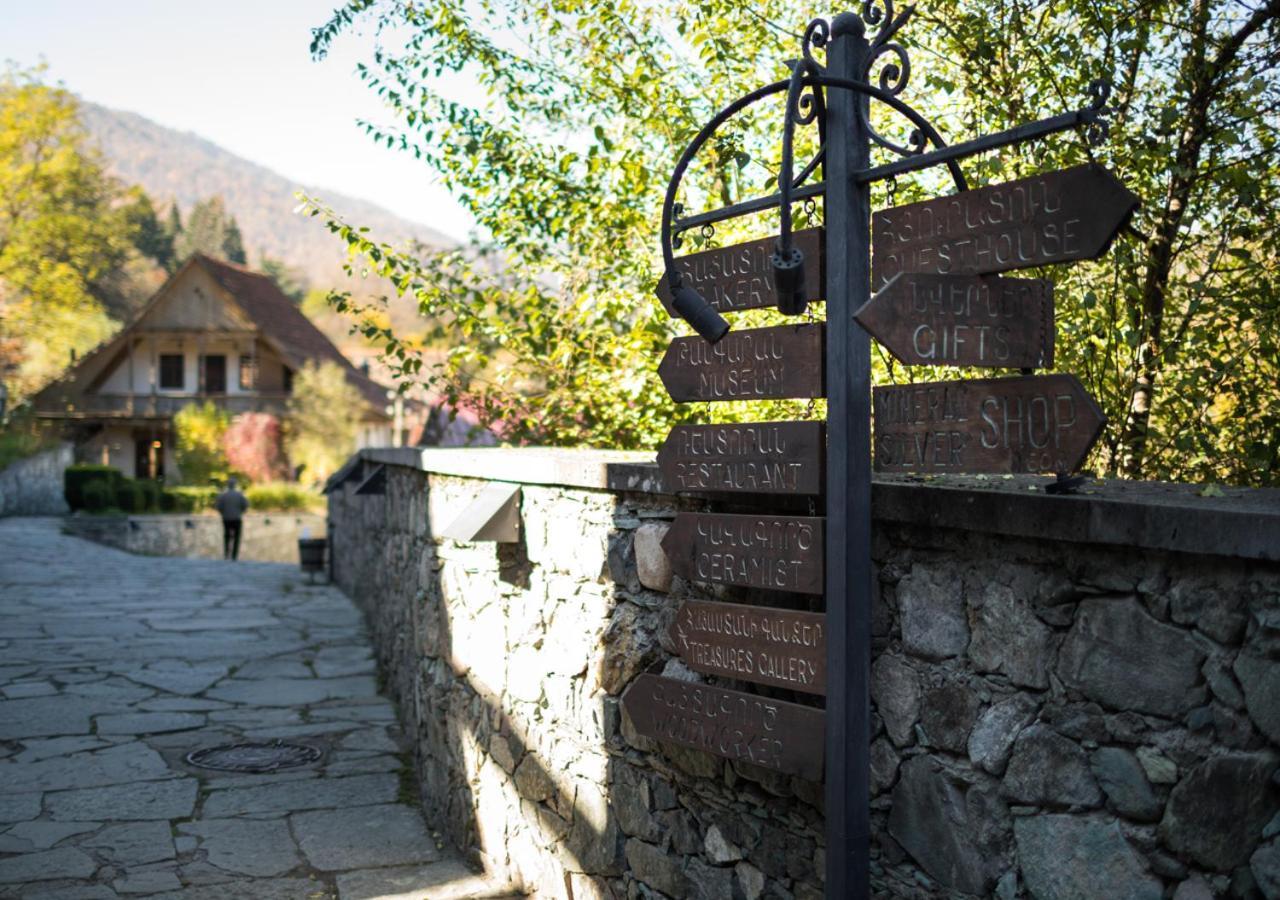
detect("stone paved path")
[0,518,517,900]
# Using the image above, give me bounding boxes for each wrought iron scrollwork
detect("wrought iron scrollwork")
[1084,79,1113,147]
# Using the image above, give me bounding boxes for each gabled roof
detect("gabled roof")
[189,255,387,410]
[32,253,389,415]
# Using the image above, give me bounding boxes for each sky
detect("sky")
[0,0,477,242]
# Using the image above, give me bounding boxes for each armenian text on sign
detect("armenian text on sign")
[856,273,1054,369]
[658,324,825,403]
[872,164,1139,285]
[873,373,1105,474]
[656,229,825,315]
[662,513,823,595]
[621,673,824,779]
[670,599,827,695]
[657,421,823,495]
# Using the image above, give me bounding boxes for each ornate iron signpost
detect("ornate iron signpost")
[628,5,1135,896]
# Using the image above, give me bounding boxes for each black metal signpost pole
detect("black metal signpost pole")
[824,13,871,898]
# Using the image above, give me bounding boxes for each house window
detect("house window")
[283,366,294,393]
[159,354,184,390]
[239,355,257,390]
[201,355,227,394]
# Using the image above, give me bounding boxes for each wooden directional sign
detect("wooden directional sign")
[872,163,1139,285]
[621,673,824,779]
[657,421,824,495]
[656,229,825,315]
[873,373,1105,474]
[670,599,827,695]
[662,512,823,595]
[856,273,1054,369]
[658,324,825,403]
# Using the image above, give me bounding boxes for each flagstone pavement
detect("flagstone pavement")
[0,517,518,900]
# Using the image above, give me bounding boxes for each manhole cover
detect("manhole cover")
[186,741,322,773]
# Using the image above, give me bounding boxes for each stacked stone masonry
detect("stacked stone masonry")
[328,449,1280,900]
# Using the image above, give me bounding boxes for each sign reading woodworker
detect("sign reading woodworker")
[657,421,823,495]
[873,373,1105,474]
[856,273,1054,369]
[659,324,825,403]
[656,228,825,315]
[670,599,827,695]
[621,673,824,779]
[872,163,1139,285]
[662,513,823,595]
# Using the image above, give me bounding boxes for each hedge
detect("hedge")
[65,465,124,511]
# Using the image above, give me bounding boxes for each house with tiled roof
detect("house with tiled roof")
[30,254,394,479]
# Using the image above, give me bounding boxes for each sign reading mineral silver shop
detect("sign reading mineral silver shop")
[658,324,825,402]
[662,512,823,595]
[657,421,824,495]
[856,273,1055,369]
[871,163,1139,285]
[873,373,1106,474]
[621,673,824,780]
[670,598,827,695]
[655,229,826,315]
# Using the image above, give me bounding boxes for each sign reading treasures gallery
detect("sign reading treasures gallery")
[662,513,823,595]
[621,673,824,779]
[871,164,1139,284]
[658,324,824,402]
[657,421,823,495]
[856,273,1054,369]
[671,598,827,695]
[655,229,825,314]
[873,373,1105,474]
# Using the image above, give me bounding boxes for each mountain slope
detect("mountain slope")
[80,102,455,288]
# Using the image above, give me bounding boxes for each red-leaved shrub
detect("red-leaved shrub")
[222,413,287,483]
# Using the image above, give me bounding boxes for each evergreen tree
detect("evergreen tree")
[175,196,231,262]
[121,188,173,271]
[164,203,183,270]
[221,217,246,264]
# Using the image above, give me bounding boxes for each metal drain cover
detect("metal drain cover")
[186,741,322,773]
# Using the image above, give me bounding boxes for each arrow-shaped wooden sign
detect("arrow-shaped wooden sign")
[873,373,1105,474]
[658,324,825,403]
[656,229,825,315]
[872,163,1139,285]
[621,673,824,779]
[856,273,1054,369]
[662,512,824,594]
[657,421,824,495]
[669,599,827,695]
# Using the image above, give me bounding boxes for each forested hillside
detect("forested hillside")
[80,102,455,287]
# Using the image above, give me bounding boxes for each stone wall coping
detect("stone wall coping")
[359,447,1280,562]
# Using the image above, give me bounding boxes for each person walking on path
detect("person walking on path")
[215,477,249,560]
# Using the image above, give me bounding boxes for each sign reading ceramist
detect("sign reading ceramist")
[661,512,824,595]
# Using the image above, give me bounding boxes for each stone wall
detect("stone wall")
[0,443,72,517]
[329,447,1280,900]
[65,512,325,564]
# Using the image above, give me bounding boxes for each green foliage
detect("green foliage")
[284,361,363,486]
[81,480,113,513]
[162,485,217,513]
[222,217,247,264]
[245,482,324,512]
[0,413,60,471]
[114,479,146,513]
[121,187,174,271]
[173,401,230,484]
[259,256,310,305]
[174,196,245,264]
[64,465,124,511]
[0,64,152,399]
[310,0,1280,486]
